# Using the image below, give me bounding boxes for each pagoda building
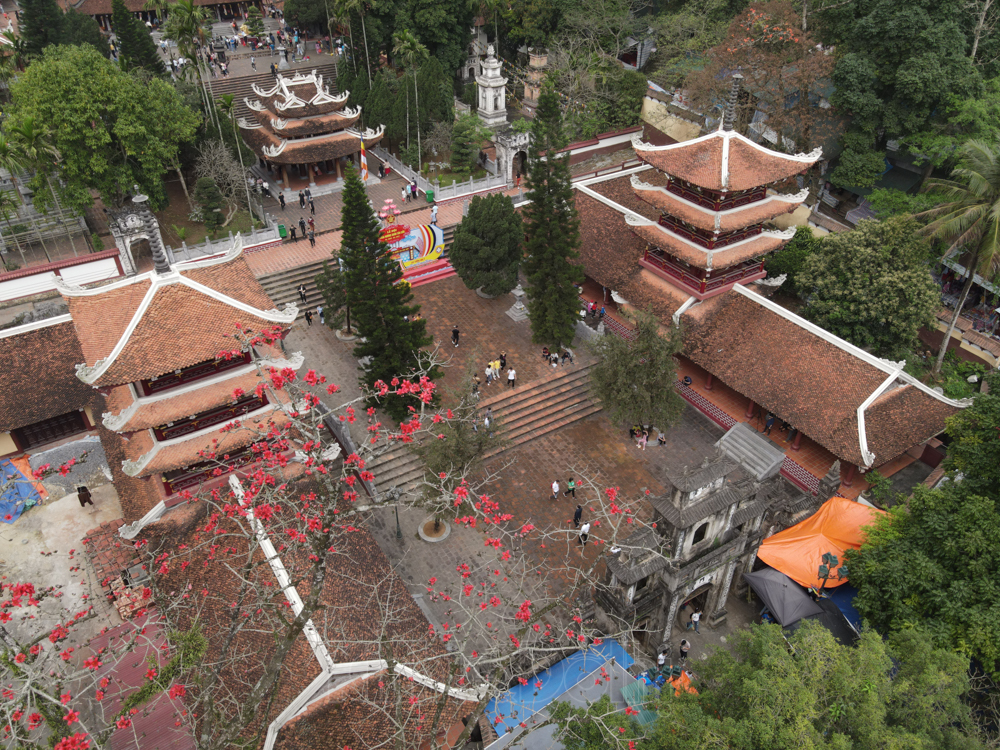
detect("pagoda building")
[239,70,385,189]
[571,77,969,493]
[57,229,303,531]
[624,76,820,300]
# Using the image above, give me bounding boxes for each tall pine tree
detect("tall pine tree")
[111,0,165,76]
[337,165,436,420]
[450,193,522,296]
[522,81,584,347]
[20,0,64,58]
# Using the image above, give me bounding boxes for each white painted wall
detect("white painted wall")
[0,256,121,302]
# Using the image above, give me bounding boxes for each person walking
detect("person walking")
[410,180,418,202]
[578,521,591,546]
[564,478,576,498]
[573,504,582,528]
[297,283,308,304]
[289,225,297,242]
[679,639,691,662]
[472,374,481,400]
[451,325,460,347]
[307,217,315,232]
[499,351,507,370]
[316,304,324,325]
[307,229,315,247]
[764,412,775,435]
[550,479,560,500]
[298,217,307,237]
[305,187,312,201]
[298,190,305,208]
[656,651,667,671]
[304,309,313,326]
[278,193,286,210]
[430,203,438,225]
[637,430,648,451]
[309,198,315,215]
[507,367,516,388]
[77,486,94,508]
[402,185,408,204]
[686,610,701,634]
[485,361,493,385]
[250,54,256,70]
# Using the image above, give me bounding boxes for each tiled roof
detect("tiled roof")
[128,409,290,478]
[573,188,689,320]
[72,0,217,14]
[98,424,164,523]
[650,486,744,529]
[631,181,804,232]
[144,487,462,750]
[634,130,821,191]
[253,108,361,138]
[66,279,152,373]
[67,255,291,388]
[628,221,787,270]
[240,125,381,166]
[108,368,264,432]
[0,320,96,431]
[682,291,958,467]
[664,456,738,492]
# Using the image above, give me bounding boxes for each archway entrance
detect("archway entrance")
[129,238,153,273]
[512,150,527,181]
[676,585,712,631]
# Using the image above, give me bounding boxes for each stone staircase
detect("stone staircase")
[204,61,338,120]
[366,363,601,498]
[256,224,457,319]
[717,422,785,480]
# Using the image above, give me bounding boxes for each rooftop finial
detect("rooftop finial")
[723,73,743,132]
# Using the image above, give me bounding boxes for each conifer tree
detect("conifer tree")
[112,0,165,76]
[450,193,522,296]
[20,0,64,58]
[62,9,108,56]
[244,6,265,39]
[337,165,436,419]
[522,80,583,347]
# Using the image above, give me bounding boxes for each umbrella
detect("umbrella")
[743,568,823,627]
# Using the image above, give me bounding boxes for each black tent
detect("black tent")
[743,568,823,627]
[784,597,859,646]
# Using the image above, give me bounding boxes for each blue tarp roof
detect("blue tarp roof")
[1,459,41,524]
[486,639,634,736]
[827,584,862,632]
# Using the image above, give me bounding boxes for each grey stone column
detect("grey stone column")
[709,558,738,627]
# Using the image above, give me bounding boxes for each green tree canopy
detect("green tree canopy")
[193,176,223,231]
[112,0,166,76]
[588,308,684,430]
[764,225,821,296]
[941,370,1000,499]
[555,622,983,750]
[449,113,486,176]
[450,193,523,296]
[314,260,350,333]
[337,164,436,420]
[19,0,64,58]
[244,6,266,38]
[8,44,198,212]
[62,9,109,56]
[847,482,1000,680]
[522,81,584,348]
[797,216,938,358]
[918,139,1000,374]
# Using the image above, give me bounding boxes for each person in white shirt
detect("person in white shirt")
[578,522,591,546]
[550,480,559,500]
[507,367,516,389]
[686,610,702,633]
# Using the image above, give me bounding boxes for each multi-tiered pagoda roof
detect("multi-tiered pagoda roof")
[239,70,384,167]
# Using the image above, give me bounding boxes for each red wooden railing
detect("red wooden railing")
[657,214,763,249]
[138,352,252,397]
[664,181,766,211]
[152,394,268,442]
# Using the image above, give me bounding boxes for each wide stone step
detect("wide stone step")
[717,422,785,480]
[479,364,593,411]
[491,375,593,425]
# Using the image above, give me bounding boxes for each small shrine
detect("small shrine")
[626,75,821,299]
[239,70,385,190]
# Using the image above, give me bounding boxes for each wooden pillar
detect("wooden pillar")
[704,373,714,391]
[842,462,857,487]
[791,429,803,451]
[335,158,342,181]
[745,400,756,419]
[308,163,316,186]
[281,165,290,187]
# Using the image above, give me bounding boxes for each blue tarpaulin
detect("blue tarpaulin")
[827,584,862,633]
[485,639,634,735]
[1,459,41,524]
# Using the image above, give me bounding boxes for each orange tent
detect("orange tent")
[757,497,887,589]
[668,670,698,697]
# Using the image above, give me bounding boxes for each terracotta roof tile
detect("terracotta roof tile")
[253,107,360,137]
[136,409,290,477]
[0,321,96,431]
[635,132,820,191]
[109,368,266,432]
[98,425,164,523]
[629,223,786,270]
[66,279,152,368]
[88,282,283,387]
[179,255,276,311]
[631,184,802,232]
[683,292,888,466]
[241,125,381,166]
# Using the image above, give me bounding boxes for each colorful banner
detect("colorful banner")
[385,224,445,270]
[360,141,369,181]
